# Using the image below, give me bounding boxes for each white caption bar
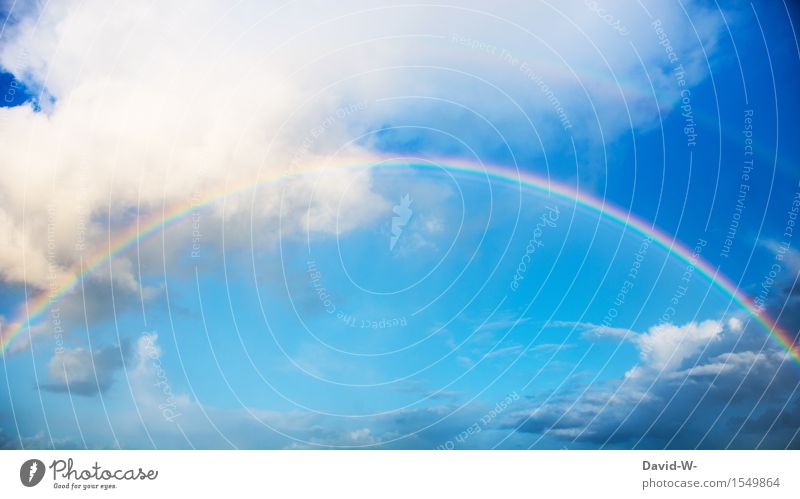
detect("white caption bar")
[1,450,797,498]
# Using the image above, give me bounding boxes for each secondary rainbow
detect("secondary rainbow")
[1,157,797,363]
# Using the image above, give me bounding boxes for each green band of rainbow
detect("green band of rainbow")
[1,157,797,363]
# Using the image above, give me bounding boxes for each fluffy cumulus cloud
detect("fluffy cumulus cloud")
[0,0,388,297]
[512,318,800,449]
[633,319,723,373]
[0,0,725,294]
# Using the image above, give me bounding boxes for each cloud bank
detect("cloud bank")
[513,319,800,449]
[0,0,725,296]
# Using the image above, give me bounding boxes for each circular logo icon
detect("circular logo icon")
[20,459,45,487]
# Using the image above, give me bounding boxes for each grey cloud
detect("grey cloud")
[40,342,131,396]
[510,318,800,449]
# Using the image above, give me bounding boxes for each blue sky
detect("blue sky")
[1,0,800,450]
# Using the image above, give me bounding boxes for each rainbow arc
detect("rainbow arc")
[1,158,797,363]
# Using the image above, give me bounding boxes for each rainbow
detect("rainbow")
[1,157,797,363]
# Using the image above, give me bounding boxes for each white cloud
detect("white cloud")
[634,319,722,372]
[727,316,744,332]
[674,350,770,378]
[0,0,726,295]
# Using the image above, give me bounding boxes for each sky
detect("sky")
[1,0,800,450]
